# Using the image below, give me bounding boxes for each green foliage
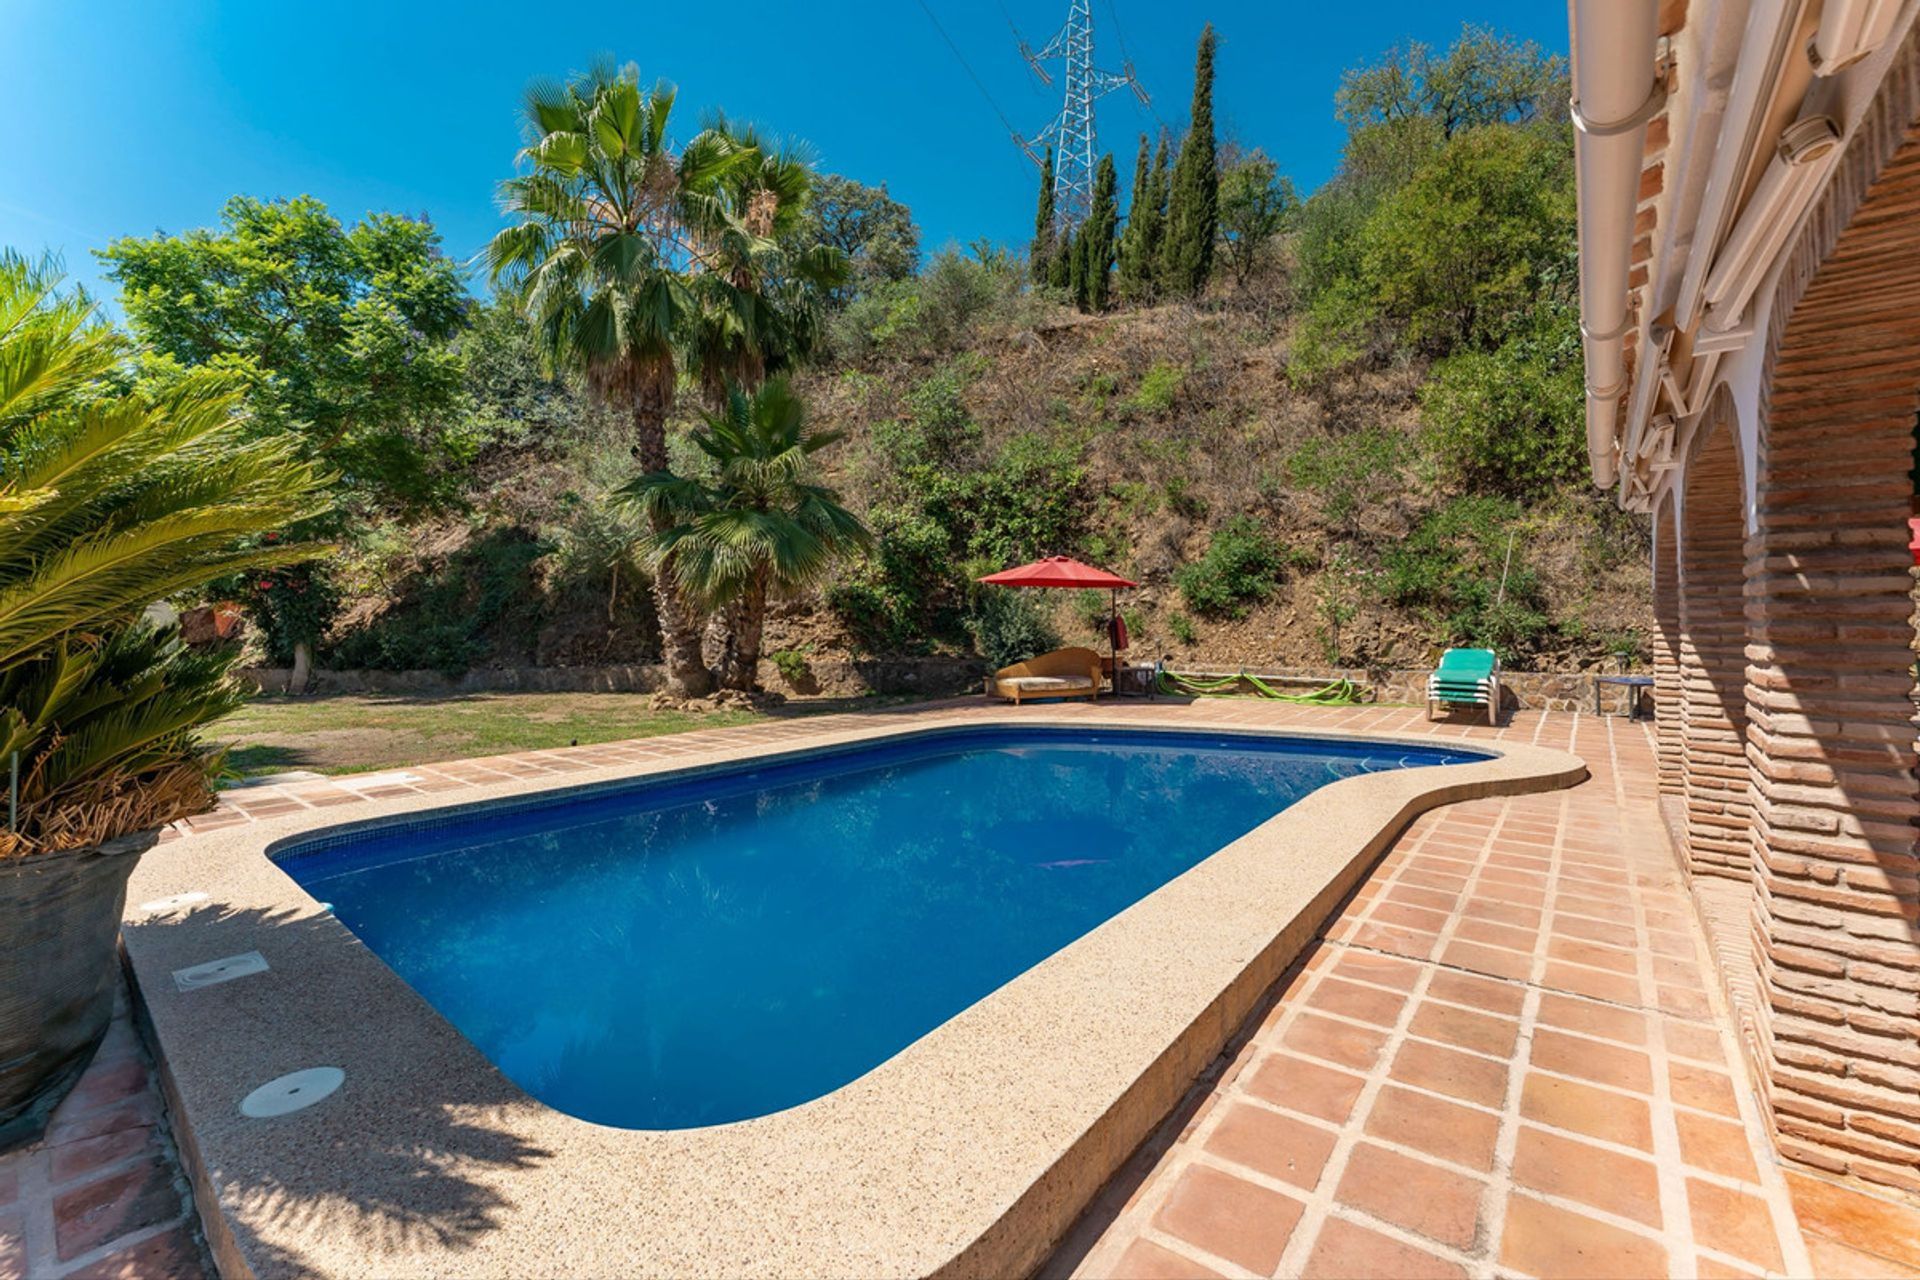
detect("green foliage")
[1161,25,1220,297]
[769,646,813,685]
[967,587,1061,669]
[1176,516,1287,618]
[330,529,548,675]
[1336,24,1567,138]
[1071,589,1111,632]
[1382,496,1550,652]
[0,252,332,852]
[101,194,469,516]
[1217,149,1298,288]
[828,248,1025,364]
[826,504,955,653]
[1420,296,1584,497]
[1129,362,1186,414]
[1167,611,1197,645]
[248,562,341,667]
[1286,428,1409,524]
[795,173,920,301]
[1116,135,1169,303]
[1031,146,1058,281]
[1077,153,1120,312]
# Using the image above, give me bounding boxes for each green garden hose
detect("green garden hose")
[1154,669,1365,705]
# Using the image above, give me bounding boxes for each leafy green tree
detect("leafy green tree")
[1336,24,1567,139]
[485,61,749,696]
[0,252,331,852]
[1030,147,1058,282]
[1079,154,1120,312]
[1049,224,1076,291]
[1161,25,1220,297]
[1216,149,1298,289]
[1421,295,1584,496]
[100,195,469,515]
[619,379,868,691]
[1118,134,1169,302]
[792,173,920,300]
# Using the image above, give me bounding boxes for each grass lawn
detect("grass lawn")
[214,691,780,778]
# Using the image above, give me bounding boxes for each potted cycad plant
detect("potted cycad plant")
[0,253,328,1149]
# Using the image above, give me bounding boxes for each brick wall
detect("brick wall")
[1654,496,1685,800]
[1679,413,1755,881]
[1744,24,1920,1195]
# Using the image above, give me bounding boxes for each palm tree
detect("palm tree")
[683,117,848,407]
[0,252,331,850]
[619,379,868,692]
[484,61,748,696]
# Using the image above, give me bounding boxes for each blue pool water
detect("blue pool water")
[279,727,1483,1129]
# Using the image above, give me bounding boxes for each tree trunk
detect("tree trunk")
[631,369,712,698]
[718,573,769,692]
[290,640,312,695]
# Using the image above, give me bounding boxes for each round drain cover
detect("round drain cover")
[240,1067,344,1118]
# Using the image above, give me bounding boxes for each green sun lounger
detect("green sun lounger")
[1427,647,1501,726]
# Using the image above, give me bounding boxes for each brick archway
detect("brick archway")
[1652,493,1683,803]
[1678,399,1752,882]
[1746,26,1920,1193]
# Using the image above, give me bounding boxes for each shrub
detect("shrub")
[1072,589,1111,632]
[1129,362,1186,414]
[769,647,812,685]
[1176,516,1288,618]
[968,587,1061,669]
[1286,428,1408,525]
[1168,611,1198,645]
[1382,496,1551,653]
[826,505,956,653]
[1421,298,1584,497]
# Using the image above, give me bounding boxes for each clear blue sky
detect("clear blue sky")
[0,0,1566,306]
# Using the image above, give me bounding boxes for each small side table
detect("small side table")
[1595,674,1655,718]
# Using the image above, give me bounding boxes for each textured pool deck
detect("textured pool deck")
[4,696,1919,1278]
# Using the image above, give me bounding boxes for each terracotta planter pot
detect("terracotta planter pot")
[0,830,157,1152]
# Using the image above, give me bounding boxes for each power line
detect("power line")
[915,0,1024,145]
[1101,0,1168,131]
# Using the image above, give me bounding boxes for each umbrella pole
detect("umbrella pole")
[1109,588,1118,700]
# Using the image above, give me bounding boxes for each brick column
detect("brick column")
[1678,420,1754,880]
[1653,496,1684,800]
[1745,46,1920,1193]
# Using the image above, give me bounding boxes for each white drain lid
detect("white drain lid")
[172,951,269,991]
[240,1067,344,1118]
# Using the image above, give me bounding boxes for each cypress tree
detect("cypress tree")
[1081,153,1120,312]
[1030,147,1057,282]
[1067,222,1088,305]
[1049,224,1075,291]
[1115,135,1152,300]
[1120,133,1170,302]
[1161,24,1219,297]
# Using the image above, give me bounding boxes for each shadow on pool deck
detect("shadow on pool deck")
[123,903,555,1277]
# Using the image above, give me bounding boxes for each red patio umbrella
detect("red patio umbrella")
[977,556,1139,697]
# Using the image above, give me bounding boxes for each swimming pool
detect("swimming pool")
[278,726,1485,1130]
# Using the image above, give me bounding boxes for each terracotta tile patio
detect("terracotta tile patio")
[7,695,1920,1277]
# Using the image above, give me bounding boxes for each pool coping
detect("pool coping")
[119,707,1585,1279]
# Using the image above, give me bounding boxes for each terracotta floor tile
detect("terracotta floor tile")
[1346,921,1442,960]
[1659,1019,1727,1065]
[1675,1111,1759,1181]
[1306,977,1409,1028]
[1301,1217,1466,1280]
[1687,1178,1785,1271]
[1541,960,1643,1005]
[1439,940,1535,983]
[1333,1142,1484,1249]
[1283,1012,1390,1072]
[1364,1085,1501,1172]
[1452,917,1540,953]
[1370,901,1455,933]
[1535,992,1649,1047]
[1387,1039,1509,1109]
[1694,1255,1765,1279]
[1658,983,1716,1021]
[1243,1054,1367,1125]
[1529,1027,1655,1094]
[1460,898,1541,930]
[1406,1000,1518,1059]
[1512,1124,1663,1227]
[1425,969,1525,1017]
[1204,1103,1336,1192]
[1499,1193,1669,1280]
[1331,949,1424,991]
[1519,1072,1654,1151]
[1670,1062,1741,1117]
[1151,1164,1303,1276]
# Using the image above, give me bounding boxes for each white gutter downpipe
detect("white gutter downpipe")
[1571,0,1664,489]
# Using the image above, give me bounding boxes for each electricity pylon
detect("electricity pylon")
[1016,0,1149,231]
